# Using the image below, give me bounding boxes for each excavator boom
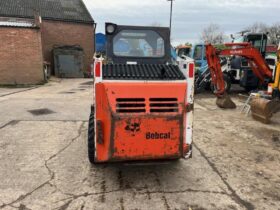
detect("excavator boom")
[205,44,225,96]
[205,44,236,109]
[220,43,272,83]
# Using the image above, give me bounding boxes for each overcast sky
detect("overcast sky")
[84,0,280,45]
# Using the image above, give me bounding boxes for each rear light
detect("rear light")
[188,63,194,78]
[95,62,101,77]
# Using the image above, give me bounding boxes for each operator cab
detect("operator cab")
[244,33,268,57]
[176,45,191,58]
[233,33,268,57]
[192,44,227,76]
[105,23,171,65]
[192,44,206,73]
[232,33,269,90]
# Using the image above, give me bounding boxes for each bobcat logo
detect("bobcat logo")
[125,119,141,136]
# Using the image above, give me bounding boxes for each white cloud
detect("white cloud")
[85,0,163,9]
[84,0,280,44]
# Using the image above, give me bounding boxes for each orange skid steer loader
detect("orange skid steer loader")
[88,23,195,163]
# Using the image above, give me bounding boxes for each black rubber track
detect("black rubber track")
[88,112,95,164]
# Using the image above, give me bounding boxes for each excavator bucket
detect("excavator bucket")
[216,94,236,109]
[251,98,280,124]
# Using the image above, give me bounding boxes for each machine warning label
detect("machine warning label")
[125,119,141,136]
[146,132,171,140]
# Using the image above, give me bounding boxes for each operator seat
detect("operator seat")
[129,49,144,57]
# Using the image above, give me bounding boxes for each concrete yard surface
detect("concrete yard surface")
[0,79,279,210]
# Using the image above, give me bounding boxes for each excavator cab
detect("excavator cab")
[232,33,269,90]
[244,34,267,57]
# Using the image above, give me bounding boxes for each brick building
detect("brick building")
[0,0,94,84]
[0,19,44,84]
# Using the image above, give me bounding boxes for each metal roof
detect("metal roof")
[0,0,94,24]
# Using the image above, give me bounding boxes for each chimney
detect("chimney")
[33,10,42,27]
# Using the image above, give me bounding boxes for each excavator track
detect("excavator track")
[251,98,280,124]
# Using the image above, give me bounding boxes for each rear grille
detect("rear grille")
[149,98,179,113]
[103,64,186,80]
[115,98,179,113]
[116,98,146,113]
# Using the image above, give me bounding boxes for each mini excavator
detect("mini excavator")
[205,42,280,123]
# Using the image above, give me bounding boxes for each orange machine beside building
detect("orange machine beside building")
[88,23,195,163]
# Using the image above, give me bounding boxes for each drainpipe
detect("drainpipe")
[93,22,97,53]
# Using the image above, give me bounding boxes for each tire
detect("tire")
[211,74,231,93]
[88,111,96,164]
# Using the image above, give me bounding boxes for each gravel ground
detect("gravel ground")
[0,79,279,210]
